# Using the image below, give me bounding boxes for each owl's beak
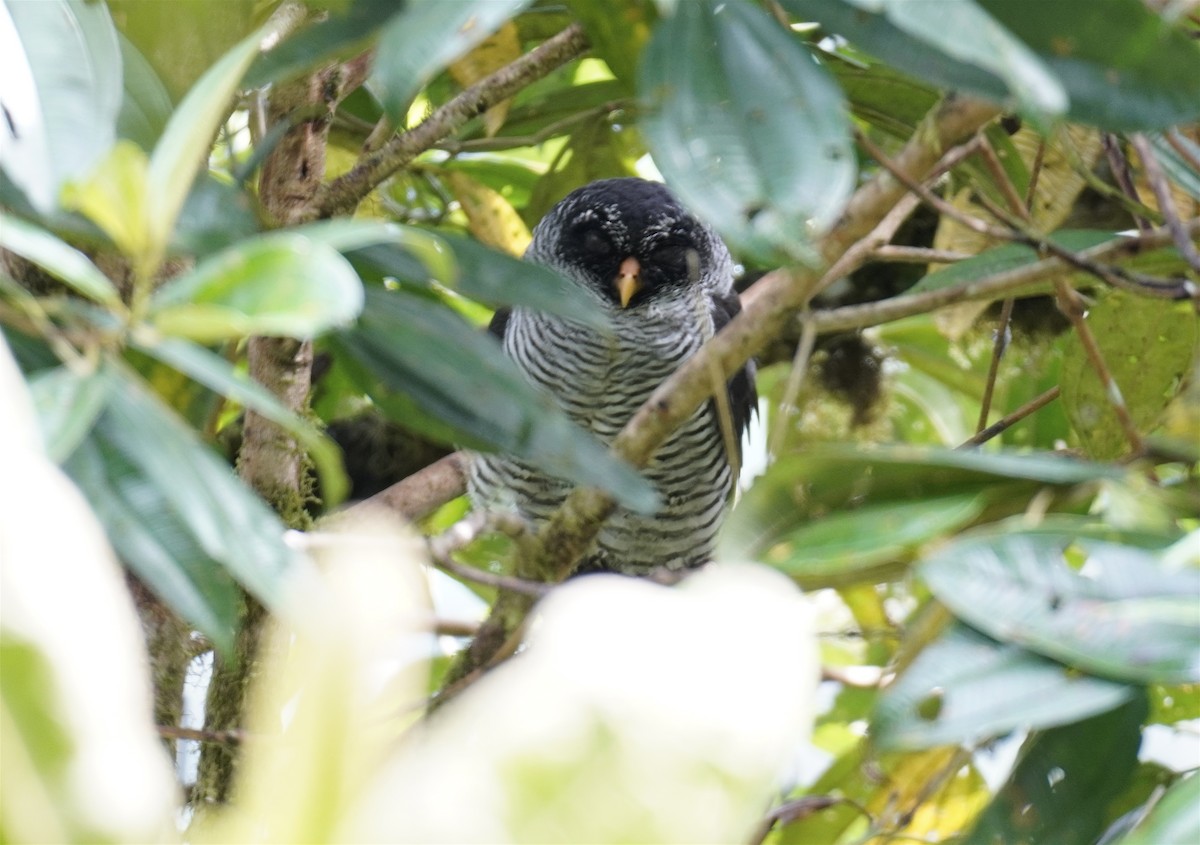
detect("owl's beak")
[615,256,642,308]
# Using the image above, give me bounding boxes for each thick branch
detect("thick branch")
[315,24,590,218]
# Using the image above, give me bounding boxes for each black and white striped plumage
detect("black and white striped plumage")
[469,178,756,576]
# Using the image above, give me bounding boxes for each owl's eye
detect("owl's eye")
[579,228,614,257]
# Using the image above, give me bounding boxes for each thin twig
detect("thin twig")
[1103,133,1152,233]
[1166,129,1200,173]
[427,511,548,597]
[960,386,1061,448]
[1131,133,1200,274]
[1025,137,1047,211]
[868,245,972,264]
[811,219,1200,334]
[978,134,1033,223]
[316,24,590,217]
[977,298,1015,433]
[770,313,817,458]
[157,725,245,745]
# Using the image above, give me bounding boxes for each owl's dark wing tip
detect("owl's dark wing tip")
[488,307,512,340]
[710,289,758,442]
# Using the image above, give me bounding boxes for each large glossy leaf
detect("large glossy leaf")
[1114,773,1200,845]
[787,0,1200,130]
[922,531,1200,684]
[243,0,398,89]
[134,336,349,505]
[371,0,531,122]
[28,366,110,463]
[65,433,240,656]
[82,366,303,606]
[874,623,1136,751]
[964,696,1147,845]
[639,0,854,263]
[328,286,657,513]
[0,214,123,308]
[144,21,265,264]
[721,445,1124,562]
[350,233,609,331]
[115,32,173,151]
[149,232,365,341]
[1060,291,1199,460]
[757,493,986,587]
[977,0,1200,130]
[0,0,122,213]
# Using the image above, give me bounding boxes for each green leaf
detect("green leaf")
[371,0,531,122]
[135,335,349,505]
[922,531,1200,684]
[145,21,266,264]
[759,493,986,587]
[87,366,303,605]
[874,623,1136,751]
[905,230,1115,295]
[28,366,110,463]
[1060,291,1199,460]
[65,435,239,656]
[243,0,398,89]
[1,0,123,213]
[1114,773,1200,845]
[150,232,365,341]
[115,32,173,150]
[640,0,854,263]
[0,214,123,308]
[964,696,1147,845]
[350,233,610,332]
[1148,132,1200,202]
[977,0,1200,131]
[721,445,1124,561]
[328,286,657,513]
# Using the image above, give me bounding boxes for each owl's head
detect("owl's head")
[527,178,734,311]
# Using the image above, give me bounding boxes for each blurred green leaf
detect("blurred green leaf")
[977,0,1200,131]
[1148,132,1200,202]
[1114,773,1200,845]
[567,0,656,90]
[150,232,365,341]
[760,493,986,586]
[108,0,256,102]
[640,0,854,263]
[171,176,261,256]
[243,0,396,89]
[328,286,657,512]
[874,623,1136,751]
[87,366,302,605]
[134,336,349,506]
[115,32,173,151]
[802,0,1065,117]
[922,531,1200,684]
[350,232,610,332]
[28,366,110,463]
[1061,291,1198,460]
[0,214,123,308]
[371,0,531,122]
[722,445,1124,561]
[964,695,1147,845]
[66,434,240,656]
[1,0,122,213]
[145,21,266,265]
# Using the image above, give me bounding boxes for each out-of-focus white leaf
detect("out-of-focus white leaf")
[0,336,178,844]
[345,564,818,843]
[194,509,432,845]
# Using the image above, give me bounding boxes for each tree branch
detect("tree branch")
[315,24,590,218]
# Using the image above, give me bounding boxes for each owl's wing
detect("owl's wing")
[710,289,758,447]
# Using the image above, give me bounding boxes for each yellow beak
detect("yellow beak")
[615,256,642,308]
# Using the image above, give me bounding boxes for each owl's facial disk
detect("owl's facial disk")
[541,178,711,310]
